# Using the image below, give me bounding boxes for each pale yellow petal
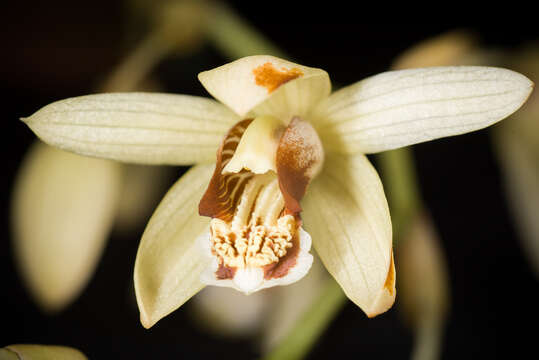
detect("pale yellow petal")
[198,55,330,120]
[11,142,121,312]
[22,93,239,165]
[134,164,214,328]
[314,66,533,154]
[2,345,87,360]
[302,153,394,317]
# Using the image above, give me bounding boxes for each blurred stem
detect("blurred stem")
[206,6,422,359]
[376,148,422,242]
[263,279,347,360]
[102,0,210,92]
[100,30,170,92]
[206,2,287,59]
[412,317,443,360]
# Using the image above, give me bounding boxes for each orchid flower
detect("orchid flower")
[22,55,533,328]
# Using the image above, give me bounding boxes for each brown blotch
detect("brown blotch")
[276,117,323,215]
[199,119,253,221]
[216,262,237,280]
[384,252,396,296]
[253,62,303,93]
[263,220,301,279]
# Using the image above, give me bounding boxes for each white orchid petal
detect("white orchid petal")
[302,153,394,317]
[134,164,214,328]
[198,55,330,120]
[23,93,239,165]
[12,143,121,312]
[314,66,533,154]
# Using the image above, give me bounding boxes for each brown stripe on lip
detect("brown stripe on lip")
[277,117,324,215]
[199,119,254,221]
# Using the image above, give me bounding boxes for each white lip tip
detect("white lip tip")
[233,267,264,293]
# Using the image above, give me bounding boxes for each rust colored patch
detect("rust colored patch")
[263,227,300,279]
[199,119,254,221]
[384,252,396,296]
[216,262,237,280]
[253,62,303,93]
[276,117,324,215]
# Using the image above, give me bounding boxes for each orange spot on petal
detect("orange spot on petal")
[384,252,396,296]
[253,62,303,93]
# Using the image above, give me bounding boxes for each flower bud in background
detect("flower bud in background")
[389,29,474,360]
[11,143,122,312]
[397,213,450,360]
[190,286,271,338]
[493,45,539,277]
[392,30,478,70]
[11,0,208,312]
[0,344,87,360]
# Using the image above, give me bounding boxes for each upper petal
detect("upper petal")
[302,153,394,317]
[22,93,240,165]
[312,66,533,154]
[198,55,331,121]
[134,164,214,328]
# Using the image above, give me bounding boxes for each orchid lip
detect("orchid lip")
[198,115,323,293]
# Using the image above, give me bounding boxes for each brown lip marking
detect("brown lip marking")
[199,119,254,221]
[253,62,303,93]
[216,262,237,280]
[276,117,323,215]
[263,224,301,280]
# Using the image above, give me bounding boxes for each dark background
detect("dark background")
[1,1,538,359]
